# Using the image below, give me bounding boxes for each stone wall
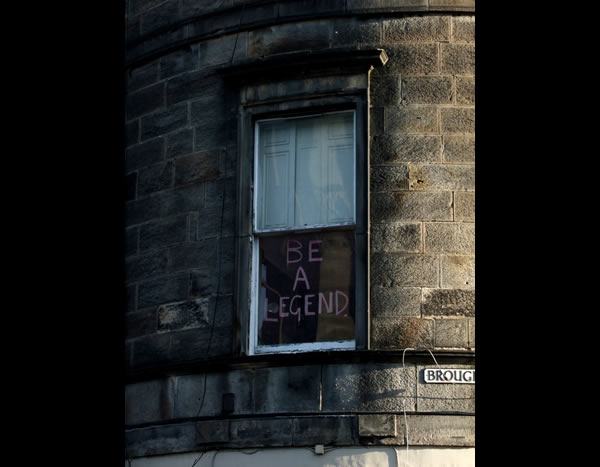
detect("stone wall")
[124,0,475,459]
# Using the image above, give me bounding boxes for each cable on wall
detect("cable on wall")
[400,347,456,467]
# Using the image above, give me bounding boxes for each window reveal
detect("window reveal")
[252,111,357,353]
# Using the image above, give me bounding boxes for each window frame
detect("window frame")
[233,94,369,357]
[250,109,359,355]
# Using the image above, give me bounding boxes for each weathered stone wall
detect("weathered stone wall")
[124,0,475,459]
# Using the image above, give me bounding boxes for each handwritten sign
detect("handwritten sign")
[258,231,355,346]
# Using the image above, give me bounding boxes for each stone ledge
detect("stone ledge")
[125,0,475,67]
[125,413,474,458]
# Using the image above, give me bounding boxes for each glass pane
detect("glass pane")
[257,230,355,346]
[256,112,355,231]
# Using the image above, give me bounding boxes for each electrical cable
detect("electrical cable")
[401,347,414,467]
[191,451,206,467]
[196,180,227,418]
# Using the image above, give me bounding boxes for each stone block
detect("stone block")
[252,365,321,413]
[138,272,190,308]
[175,370,253,419]
[126,60,159,93]
[371,165,409,192]
[291,416,355,446]
[125,308,157,339]
[429,0,475,10]
[166,70,223,106]
[206,177,236,208]
[371,135,441,164]
[137,160,174,196]
[371,222,421,253]
[166,128,194,158]
[416,364,475,412]
[196,203,235,239]
[129,0,167,16]
[408,164,474,191]
[401,76,453,104]
[198,34,247,68]
[441,107,475,134]
[125,15,141,44]
[126,249,169,282]
[422,288,474,316]
[452,16,475,42]
[456,76,475,105]
[160,183,205,217]
[396,414,474,446]
[383,16,450,42]
[169,321,233,361]
[126,195,163,226]
[371,317,434,349]
[434,318,469,348]
[248,20,331,58]
[371,253,438,287]
[441,43,475,75]
[139,214,187,251]
[443,135,474,163]
[178,0,235,17]
[370,107,384,136]
[168,238,218,273]
[468,318,475,348]
[125,378,176,426]
[385,105,438,134]
[160,46,199,80]
[157,298,209,333]
[441,255,474,288]
[369,74,401,107]
[126,137,164,173]
[279,0,345,17]
[374,43,438,75]
[125,172,137,201]
[140,103,188,141]
[347,0,428,12]
[190,269,217,298]
[454,191,474,221]
[229,418,294,447]
[424,222,474,254]
[371,191,453,223]
[126,82,165,120]
[130,332,172,367]
[175,150,221,186]
[127,284,137,313]
[125,422,197,458]
[371,286,422,317]
[126,120,139,147]
[358,414,397,437]
[321,363,418,412]
[196,420,230,444]
[140,0,179,35]
[332,18,382,46]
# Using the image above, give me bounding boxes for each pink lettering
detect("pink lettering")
[263,296,278,322]
[292,265,310,291]
[279,296,289,318]
[304,294,315,316]
[335,290,348,315]
[286,239,303,264]
[289,295,302,322]
[318,292,333,314]
[308,240,323,262]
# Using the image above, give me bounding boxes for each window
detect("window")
[250,111,359,354]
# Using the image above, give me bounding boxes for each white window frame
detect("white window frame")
[249,110,358,355]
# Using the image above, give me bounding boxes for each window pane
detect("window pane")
[256,112,354,231]
[258,121,294,230]
[257,230,355,346]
